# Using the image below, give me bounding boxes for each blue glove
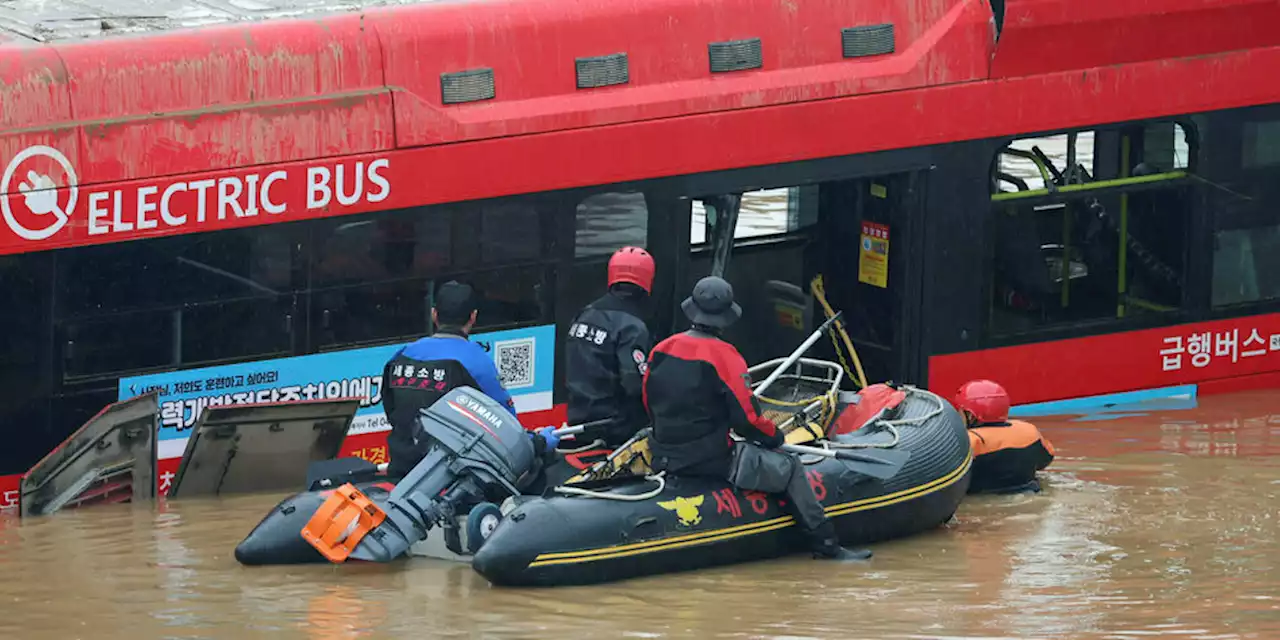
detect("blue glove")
[535,426,560,449]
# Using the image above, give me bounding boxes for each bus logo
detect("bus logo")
[1,145,79,241]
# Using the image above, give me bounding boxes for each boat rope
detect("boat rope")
[552,473,667,501]
[850,385,945,439]
[795,386,947,464]
[558,438,606,454]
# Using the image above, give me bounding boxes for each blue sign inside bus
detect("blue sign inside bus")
[118,324,556,444]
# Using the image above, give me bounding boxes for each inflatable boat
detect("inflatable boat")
[471,363,972,586]
[235,311,971,580]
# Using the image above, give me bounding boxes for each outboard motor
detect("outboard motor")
[301,386,536,563]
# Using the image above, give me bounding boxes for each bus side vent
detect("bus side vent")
[708,38,763,73]
[842,24,895,58]
[576,53,630,89]
[440,68,496,105]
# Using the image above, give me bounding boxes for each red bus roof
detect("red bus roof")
[1,0,1279,255]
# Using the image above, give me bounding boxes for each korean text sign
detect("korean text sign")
[930,313,1280,406]
[118,324,555,455]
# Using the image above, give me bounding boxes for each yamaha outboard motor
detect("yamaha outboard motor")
[300,386,536,564]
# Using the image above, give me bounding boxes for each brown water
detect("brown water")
[2,391,1278,640]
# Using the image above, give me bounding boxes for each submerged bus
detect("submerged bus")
[2,0,1279,504]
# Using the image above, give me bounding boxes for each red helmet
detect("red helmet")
[607,246,655,293]
[954,379,1010,425]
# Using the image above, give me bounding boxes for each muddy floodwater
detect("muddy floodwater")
[2,389,1278,640]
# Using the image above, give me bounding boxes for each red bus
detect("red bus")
[3,0,1280,505]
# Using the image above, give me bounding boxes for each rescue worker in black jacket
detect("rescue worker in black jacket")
[382,281,558,478]
[564,246,655,448]
[643,275,871,561]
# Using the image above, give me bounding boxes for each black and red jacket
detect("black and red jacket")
[642,329,783,477]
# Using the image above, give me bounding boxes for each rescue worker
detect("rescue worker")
[564,246,655,449]
[643,275,871,561]
[954,379,1056,494]
[382,281,558,477]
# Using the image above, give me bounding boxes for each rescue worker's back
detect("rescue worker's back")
[384,337,514,428]
[381,282,515,477]
[644,275,870,562]
[645,330,782,477]
[565,247,655,448]
[968,421,1055,493]
[954,379,1055,494]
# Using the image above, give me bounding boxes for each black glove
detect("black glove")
[762,428,787,450]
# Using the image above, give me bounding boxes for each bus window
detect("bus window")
[561,191,653,334]
[1212,115,1280,307]
[994,125,1190,194]
[690,187,814,245]
[54,224,304,382]
[575,191,648,258]
[310,267,552,351]
[0,253,53,475]
[988,121,1194,337]
[479,201,545,266]
[308,199,556,351]
[1242,120,1280,168]
[310,207,451,289]
[995,131,1097,192]
[467,266,552,329]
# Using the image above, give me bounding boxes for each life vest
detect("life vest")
[967,419,1055,495]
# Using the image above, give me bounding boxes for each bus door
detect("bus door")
[673,176,928,386]
[809,172,927,385]
[681,188,816,369]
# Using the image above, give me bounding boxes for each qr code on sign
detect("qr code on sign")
[495,337,536,389]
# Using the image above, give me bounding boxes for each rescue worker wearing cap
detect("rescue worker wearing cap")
[954,379,1056,494]
[643,275,871,561]
[564,247,655,449]
[382,281,559,478]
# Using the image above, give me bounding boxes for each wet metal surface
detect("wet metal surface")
[1,389,1277,639]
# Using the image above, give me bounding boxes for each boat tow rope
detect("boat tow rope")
[553,429,667,501]
[558,438,606,454]
[552,472,668,502]
[811,275,868,390]
[793,386,947,465]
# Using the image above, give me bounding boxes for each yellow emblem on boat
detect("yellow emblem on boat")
[657,495,705,527]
